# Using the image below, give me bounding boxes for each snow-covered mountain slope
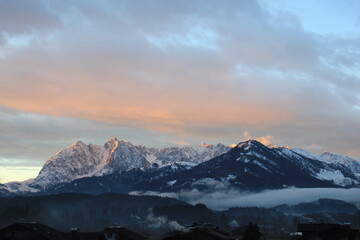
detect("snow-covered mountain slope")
[271,147,360,186]
[30,141,110,190]
[2,138,360,196]
[269,145,360,187]
[319,152,360,177]
[44,140,360,196]
[28,137,230,190]
[0,179,39,196]
[100,138,150,175]
[148,140,360,192]
[147,143,230,166]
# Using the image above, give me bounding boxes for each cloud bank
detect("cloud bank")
[132,187,360,210]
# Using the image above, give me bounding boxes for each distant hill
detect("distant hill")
[0,192,186,231]
[273,198,359,215]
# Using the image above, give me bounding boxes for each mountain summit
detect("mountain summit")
[29,138,230,190]
[1,138,359,197]
[155,139,360,192]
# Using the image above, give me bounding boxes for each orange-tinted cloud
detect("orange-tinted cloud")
[0,49,292,134]
[243,131,272,145]
[256,136,273,146]
[1,0,360,173]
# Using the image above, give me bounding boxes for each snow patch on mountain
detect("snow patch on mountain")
[316,169,356,187]
[167,180,177,186]
[319,152,360,176]
[145,153,160,165]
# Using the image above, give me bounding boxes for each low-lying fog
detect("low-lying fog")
[131,188,360,210]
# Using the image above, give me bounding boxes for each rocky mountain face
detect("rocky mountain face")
[1,138,360,197]
[23,138,230,191]
[31,141,110,190]
[43,140,360,196]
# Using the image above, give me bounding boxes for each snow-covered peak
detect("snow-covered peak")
[33,138,231,191]
[319,152,360,175]
[235,139,263,150]
[291,148,319,160]
[71,140,86,148]
[104,137,119,149]
[317,151,359,166]
[31,141,110,190]
[104,137,135,149]
[110,137,119,141]
[320,152,350,161]
[149,143,230,166]
[268,144,292,150]
[103,138,148,172]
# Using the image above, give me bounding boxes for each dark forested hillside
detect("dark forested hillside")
[0,193,359,239]
[0,193,186,231]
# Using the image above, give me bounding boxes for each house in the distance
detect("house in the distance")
[0,222,146,240]
[98,225,147,240]
[291,223,360,240]
[0,222,66,240]
[230,222,262,240]
[62,228,98,240]
[161,222,234,240]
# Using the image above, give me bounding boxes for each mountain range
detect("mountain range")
[1,137,360,199]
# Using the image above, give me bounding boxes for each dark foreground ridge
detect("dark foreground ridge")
[0,193,360,239]
[0,222,145,240]
[1,221,360,240]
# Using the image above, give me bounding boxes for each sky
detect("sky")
[0,0,360,183]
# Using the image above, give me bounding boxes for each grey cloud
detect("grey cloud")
[0,0,61,47]
[146,208,185,231]
[132,188,360,210]
[0,107,201,165]
[1,0,360,165]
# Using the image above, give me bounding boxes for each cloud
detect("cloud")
[256,136,272,146]
[243,131,251,140]
[132,187,360,210]
[0,0,61,49]
[0,107,208,166]
[1,0,360,170]
[132,178,360,210]
[146,208,186,231]
[243,131,273,145]
[306,143,324,152]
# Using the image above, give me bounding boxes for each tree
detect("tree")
[243,222,261,240]
[219,213,229,231]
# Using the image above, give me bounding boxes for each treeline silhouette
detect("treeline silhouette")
[0,193,359,237]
